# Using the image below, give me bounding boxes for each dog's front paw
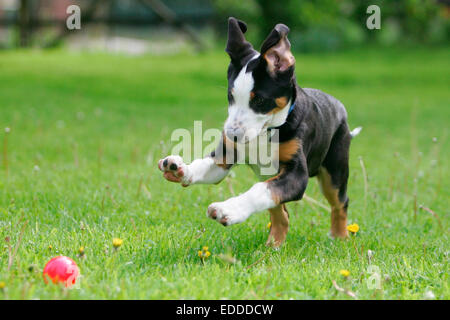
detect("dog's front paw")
[158,155,191,186]
[207,201,247,226]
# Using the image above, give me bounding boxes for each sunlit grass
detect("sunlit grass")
[0,47,448,299]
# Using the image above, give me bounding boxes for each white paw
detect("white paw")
[207,201,248,226]
[158,155,191,186]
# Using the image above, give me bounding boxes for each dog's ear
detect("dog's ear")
[226,17,254,63]
[260,24,295,76]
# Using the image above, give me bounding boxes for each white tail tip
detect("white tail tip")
[350,126,362,138]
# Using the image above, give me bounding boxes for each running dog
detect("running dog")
[158,18,361,247]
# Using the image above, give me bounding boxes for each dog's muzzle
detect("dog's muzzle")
[225,126,245,143]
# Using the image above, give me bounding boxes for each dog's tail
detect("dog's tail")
[350,126,362,139]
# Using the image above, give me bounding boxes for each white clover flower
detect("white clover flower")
[424,290,435,300]
[56,120,65,129]
[76,111,85,120]
[94,108,103,116]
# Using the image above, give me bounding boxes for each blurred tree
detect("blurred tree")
[18,0,31,47]
[212,0,449,51]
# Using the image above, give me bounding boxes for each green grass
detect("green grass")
[0,47,448,299]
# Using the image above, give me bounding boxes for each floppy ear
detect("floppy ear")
[260,24,295,76]
[226,17,254,63]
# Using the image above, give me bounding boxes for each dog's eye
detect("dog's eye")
[250,91,255,100]
[251,95,264,107]
[227,90,234,104]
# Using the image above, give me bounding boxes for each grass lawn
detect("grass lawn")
[0,47,448,299]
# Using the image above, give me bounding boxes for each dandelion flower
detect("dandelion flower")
[339,269,350,277]
[267,222,272,229]
[347,223,359,234]
[198,246,211,260]
[48,245,53,250]
[113,238,123,248]
[0,281,5,289]
[79,246,85,255]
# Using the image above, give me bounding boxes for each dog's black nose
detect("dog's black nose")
[226,127,245,143]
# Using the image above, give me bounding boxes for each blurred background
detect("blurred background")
[0,0,448,54]
[0,1,449,300]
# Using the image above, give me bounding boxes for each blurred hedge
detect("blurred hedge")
[212,0,449,51]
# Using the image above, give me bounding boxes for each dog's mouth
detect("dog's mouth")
[260,122,276,137]
[261,122,271,133]
[231,135,251,145]
[224,121,273,144]
[232,129,273,145]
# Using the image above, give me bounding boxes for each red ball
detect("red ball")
[43,256,80,288]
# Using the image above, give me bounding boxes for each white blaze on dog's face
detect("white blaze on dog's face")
[224,18,296,144]
[225,56,270,143]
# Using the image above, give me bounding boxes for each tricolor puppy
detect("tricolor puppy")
[158,18,361,247]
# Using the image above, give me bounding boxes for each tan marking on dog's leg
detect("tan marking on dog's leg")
[266,204,289,247]
[317,167,348,239]
[214,132,236,169]
[266,168,285,205]
[278,138,300,162]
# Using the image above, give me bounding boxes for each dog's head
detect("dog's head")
[224,17,296,143]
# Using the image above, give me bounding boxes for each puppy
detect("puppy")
[158,18,361,247]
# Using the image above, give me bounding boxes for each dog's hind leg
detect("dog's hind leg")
[317,123,351,239]
[266,204,289,247]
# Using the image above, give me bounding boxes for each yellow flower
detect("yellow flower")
[267,222,272,229]
[0,281,5,289]
[48,245,52,250]
[339,269,350,277]
[198,246,211,260]
[347,223,359,234]
[79,246,85,255]
[112,238,123,248]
